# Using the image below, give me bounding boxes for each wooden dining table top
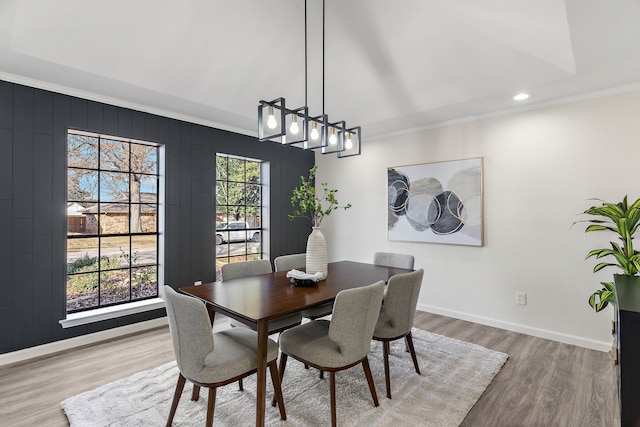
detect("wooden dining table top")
[179,260,413,326]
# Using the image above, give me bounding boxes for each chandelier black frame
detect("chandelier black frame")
[257,0,361,158]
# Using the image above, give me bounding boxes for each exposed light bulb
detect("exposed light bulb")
[329,128,337,145]
[310,122,319,140]
[266,106,278,129]
[290,115,299,134]
[345,132,353,150]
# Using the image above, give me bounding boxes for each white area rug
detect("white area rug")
[62,328,507,426]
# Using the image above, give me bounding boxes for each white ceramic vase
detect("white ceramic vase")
[306,227,328,278]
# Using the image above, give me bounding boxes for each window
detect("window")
[215,154,264,277]
[66,130,161,313]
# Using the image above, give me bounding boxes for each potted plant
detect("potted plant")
[289,165,352,227]
[576,195,640,312]
[289,165,351,277]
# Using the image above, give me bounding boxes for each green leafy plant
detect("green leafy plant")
[67,253,98,274]
[575,196,640,311]
[289,165,351,227]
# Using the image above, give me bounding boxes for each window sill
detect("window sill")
[59,298,165,328]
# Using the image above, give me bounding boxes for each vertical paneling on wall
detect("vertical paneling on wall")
[0,79,314,354]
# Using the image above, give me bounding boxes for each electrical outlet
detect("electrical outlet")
[516,292,527,305]
[194,280,202,286]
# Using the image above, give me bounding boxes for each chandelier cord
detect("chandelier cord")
[322,0,325,115]
[304,0,308,108]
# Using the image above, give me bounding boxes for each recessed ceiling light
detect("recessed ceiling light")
[513,93,530,101]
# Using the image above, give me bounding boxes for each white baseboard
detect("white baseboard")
[417,303,613,353]
[0,317,168,368]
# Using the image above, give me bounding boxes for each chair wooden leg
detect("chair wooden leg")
[406,333,421,374]
[271,353,288,407]
[166,373,186,427]
[329,371,337,427]
[382,341,392,398]
[362,356,379,407]
[238,378,243,391]
[191,385,200,401]
[205,387,216,427]
[269,361,287,420]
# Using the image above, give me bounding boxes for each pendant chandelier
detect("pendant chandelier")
[257,0,361,158]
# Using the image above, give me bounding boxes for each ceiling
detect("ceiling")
[2,0,640,141]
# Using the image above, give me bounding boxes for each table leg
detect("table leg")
[205,304,216,325]
[255,319,268,427]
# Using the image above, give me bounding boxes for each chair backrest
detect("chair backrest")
[220,259,273,280]
[373,252,415,269]
[163,285,214,380]
[382,268,424,334]
[329,281,385,363]
[274,253,306,272]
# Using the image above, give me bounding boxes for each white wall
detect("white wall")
[315,90,640,352]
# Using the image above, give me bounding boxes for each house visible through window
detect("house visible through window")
[215,154,264,278]
[66,130,161,313]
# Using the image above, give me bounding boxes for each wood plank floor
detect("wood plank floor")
[0,311,619,426]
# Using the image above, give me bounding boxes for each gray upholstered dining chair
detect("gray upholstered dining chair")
[221,259,303,334]
[276,281,385,427]
[274,253,334,320]
[163,286,286,426]
[374,251,415,304]
[273,253,306,272]
[220,259,273,280]
[372,268,424,398]
[373,251,415,269]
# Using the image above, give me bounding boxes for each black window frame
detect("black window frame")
[66,129,162,314]
[215,153,264,272]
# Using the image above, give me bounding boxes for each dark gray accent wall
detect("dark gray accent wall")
[0,79,314,354]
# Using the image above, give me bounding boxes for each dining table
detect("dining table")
[179,259,414,427]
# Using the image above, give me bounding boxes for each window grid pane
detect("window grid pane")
[66,130,161,314]
[215,154,264,279]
